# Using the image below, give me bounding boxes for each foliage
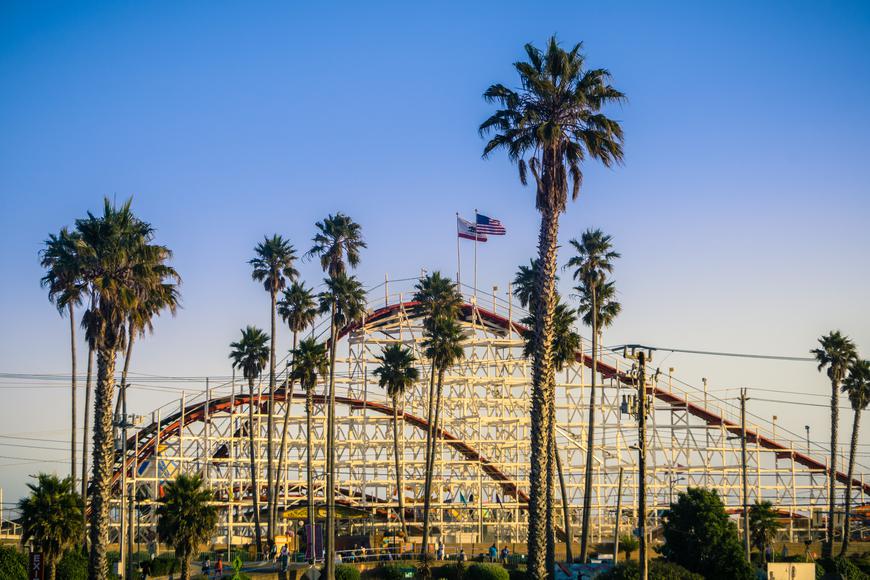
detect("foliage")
[18,474,83,576]
[367,564,408,580]
[336,563,362,580]
[56,549,87,580]
[618,534,639,559]
[249,234,298,294]
[815,556,867,580]
[600,560,703,580]
[156,474,219,574]
[374,344,419,399]
[278,281,319,333]
[464,563,510,580]
[308,212,367,278]
[145,554,180,576]
[432,563,463,580]
[318,272,367,328]
[659,487,753,580]
[229,326,270,382]
[748,501,779,559]
[290,338,330,393]
[0,545,26,580]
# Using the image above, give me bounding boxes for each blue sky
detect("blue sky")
[1,1,869,501]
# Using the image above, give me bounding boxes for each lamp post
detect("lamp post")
[805,426,810,454]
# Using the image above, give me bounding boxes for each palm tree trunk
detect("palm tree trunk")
[555,448,573,562]
[421,360,438,558]
[393,396,408,536]
[425,367,446,545]
[824,379,839,559]
[81,346,94,551]
[306,393,315,564]
[267,289,277,543]
[88,348,118,580]
[579,285,598,562]
[48,561,56,580]
[181,554,190,580]
[69,303,77,489]
[547,382,556,568]
[247,379,263,556]
[325,308,338,580]
[118,328,134,572]
[528,201,560,580]
[839,407,861,556]
[275,331,299,526]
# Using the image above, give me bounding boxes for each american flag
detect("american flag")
[476,213,506,235]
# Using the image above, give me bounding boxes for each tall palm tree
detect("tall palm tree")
[480,37,625,580]
[275,282,318,516]
[307,213,366,579]
[18,474,83,580]
[289,338,329,563]
[412,272,464,556]
[840,358,870,555]
[250,234,298,540]
[155,474,218,580]
[76,198,178,579]
[373,344,419,536]
[749,501,779,566]
[229,325,270,556]
[40,228,85,489]
[811,330,857,558]
[566,229,620,561]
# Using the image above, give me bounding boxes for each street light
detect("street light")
[805,425,810,454]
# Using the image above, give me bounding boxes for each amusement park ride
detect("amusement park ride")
[106,279,869,552]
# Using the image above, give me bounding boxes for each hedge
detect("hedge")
[464,563,509,580]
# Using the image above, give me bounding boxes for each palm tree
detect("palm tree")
[18,474,83,580]
[250,234,298,540]
[229,325,270,556]
[480,37,625,579]
[155,474,218,580]
[76,198,178,579]
[373,344,420,536]
[40,228,85,490]
[840,359,870,555]
[811,330,857,558]
[307,213,366,578]
[618,534,639,561]
[566,229,620,561]
[289,338,329,563]
[749,501,779,565]
[275,282,318,517]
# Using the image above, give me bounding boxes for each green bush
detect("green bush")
[336,563,362,580]
[366,564,409,580]
[600,560,703,580]
[600,561,639,580]
[464,562,509,580]
[507,568,527,580]
[148,554,180,576]
[816,556,867,580]
[57,549,88,580]
[432,563,463,580]
[0,545,27,580]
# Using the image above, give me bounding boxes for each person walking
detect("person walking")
[489,543,497,562]
[500,546,509,565]
[202,557,211,579]
[215,556,224,580]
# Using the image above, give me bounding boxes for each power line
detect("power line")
[612,344,815,362]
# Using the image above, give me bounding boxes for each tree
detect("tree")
[480,37,625,580]
[748,501,779,565]
[250,234,298,540]
[840,358,870,555]
[412,272,465,556]
[40,228,85,490]
[18,474,83,580]
[660,487,753,580]
[155,474,218,580]
[308,213,366,578]
[811,331,857,558]
[566,229,620,561]
[75,198,178,579]
[373,344,420,536]
[229,325,270,556]
[617,535,638,561]
[289,338,329,563]
[275,281,318,519]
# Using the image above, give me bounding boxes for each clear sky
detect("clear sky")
[1,1,869,503]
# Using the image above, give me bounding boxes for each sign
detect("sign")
[29,552,44,580]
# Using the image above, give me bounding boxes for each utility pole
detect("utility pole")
[612,467,624,563]
[740,388,751,563]
[625,347,650,580]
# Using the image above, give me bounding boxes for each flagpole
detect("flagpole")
[456,213,461,287]
[473,208,478,302]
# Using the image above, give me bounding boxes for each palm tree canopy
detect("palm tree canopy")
[748,501,779,551]
[40,227,85,314]
[422,315,466,371]
[229,326,270,383]
[521,298,580,371]
[843,359,870,412]
[307,213,366,278]
[318,272,367,329]
[156,474,219,560]
[480,36,625,212]
[811,330,858,385]
[277,281,319,333]
[250,234,298,295]
[574,280,621,329]
[566,229,620,290]
[512,259,559,310]
[413,271,464,324]
[18,474,83,560]
[373,344,419,400]
[289,338,329,392]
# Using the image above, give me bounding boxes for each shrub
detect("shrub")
[816,556,866,580]
[149,554,180,576]
[508,568,526,580]
[336,563,362,580]
[432,563,463,580]
[0,545,26,580]
[619,535,639,560]
[600,561,702,580]
[57,549,88,580]
[464,562,509,580]
[368,564,408,580]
